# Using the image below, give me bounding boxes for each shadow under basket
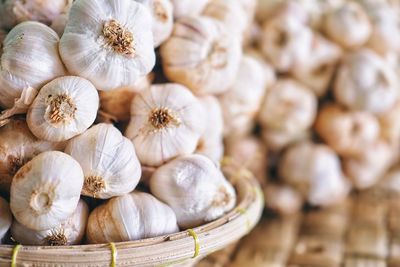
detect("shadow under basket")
[0,176,264,266]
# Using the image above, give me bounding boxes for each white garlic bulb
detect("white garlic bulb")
[0,197,12,243]
[263,184,303,215]
[262,129,311,152]
[219,55,273,137]
[334,49,398,114]
[125,83,205,167]
[378,100,400,145]
[65,123,141,199]
[0,119,65,192]
[0,0,72,30]
[27,76,99,142]
[170,0,209,19]
[260,13,313,72]
[86,191,179,243]
[0,21,66,109]
[10,151,83,231]
[279,142,350,206]
[11,199,88,246]
[60,0,155,91]
[315,104,380,157]
[323,2,371,49]
[160,16,242,95]
[150,154,236,229]
[50,12,69,37]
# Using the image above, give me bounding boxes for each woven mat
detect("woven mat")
[198,185,400,267]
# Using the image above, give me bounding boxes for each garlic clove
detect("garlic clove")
[0,197,12,243]
[170,0,209,19]
[0,21,66,109]
[160,16,242,95]
[10,151,83,231]
[60,0,155,91]
[27,76,99,142]
[11,199,88,246]
[0,119,66,192]
[150,154,236,229]
[125,83,206,167]
[86,191,179,244]
[65,123,142,199]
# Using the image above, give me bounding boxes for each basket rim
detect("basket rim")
[0,176,264,266]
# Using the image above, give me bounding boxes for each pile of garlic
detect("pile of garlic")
[0,0,276,246]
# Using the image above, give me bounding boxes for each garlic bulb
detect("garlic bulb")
[263,184,303,215]
[315,104,380,157]
[0,197,12,243]
[323,2,371,49]
[260,13,313,72]
[0,119,65,192]
[50,12,69,37]
[291,33,342,97]
[65,123,141,199]
[334,49,398,114]
[261,129,311,152]
[150,154,236,229]
[86,191,179,243]
[125,83,205,167]
[27,76,99,142]
[11,200,88,246]
[60,0,155,91]
[10,151,83,231]
[378,100,400,145]
[0,0,72,30]
[279,142,350,206]
[160,16,242,95]
[219,55,274,137]
[196,96,224,164]
[0,21,66,108]
[170,0,209,19]
[238,0,257,26]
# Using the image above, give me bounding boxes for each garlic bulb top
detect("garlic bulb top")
[11,199,88,246]
[86,191,179,243]
[334,49,398,114]
[160,16,242,95]
[125,83,205,167]
[150,154,236,229]
[60,0,155,91]
[10,151,84,231]
[0,21,66,108]
[0,119,65,192]
[0,197,12,242]
[27,76,99,142]
[170,0,209,19]
[65,123,141,199]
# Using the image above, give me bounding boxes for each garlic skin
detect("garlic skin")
[27,76,99,142]
[86,191,179,244]
[125,84,205,167]
[219,55,274,137]
[0,21,66,109]
[0,119,65,192]
[50,12,69,37]
[150,154,236,229]
[0,197,12,243]
[10,151,83,231]
[149,0,174,47]
[170,0,209,19]
[279,142,350,206]
[11,200,88,246]
[66,123,142,199]
[334,49,398,114]
[160,16,242,95]
[315,104,380,157]
[323,2,371,49]
[60,0,155,91]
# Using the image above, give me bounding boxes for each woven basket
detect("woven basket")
[0,176,263,267]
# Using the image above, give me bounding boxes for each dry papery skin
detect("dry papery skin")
[160,16,242,95]
[0,197,12,243]
[323,2,371,49]
[11,200,88,246]
[170,0,209,19]
[86,192,179,244]
[334,49,399,114]
[0,119,65,192]
[315,104,380,157]
[279,141,350,206]
[263,184,303,215]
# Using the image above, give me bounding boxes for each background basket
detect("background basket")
[0,176,263,267]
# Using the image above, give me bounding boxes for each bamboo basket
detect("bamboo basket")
[0,176,263,267]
